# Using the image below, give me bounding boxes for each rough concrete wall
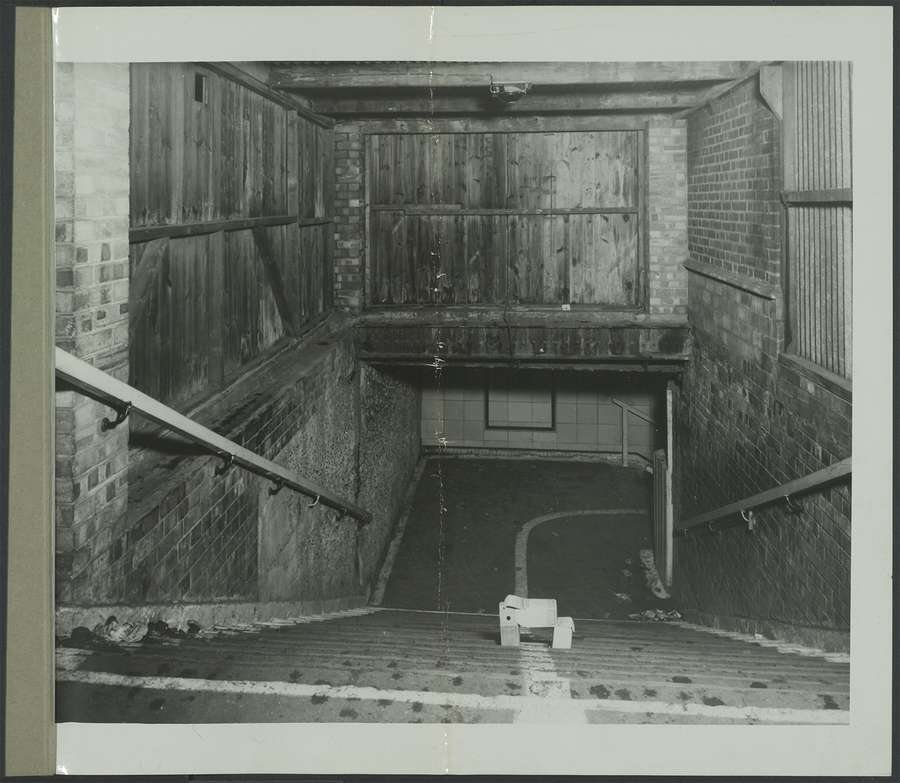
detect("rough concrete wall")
[257,340,360,602]
[675,77,851,646]
[54,62,132,604]
[357,364,421,588]
[259,352,421,602]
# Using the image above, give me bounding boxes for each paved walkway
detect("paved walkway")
[382,457,675,618]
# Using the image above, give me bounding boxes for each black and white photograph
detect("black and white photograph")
[11,4,887,777]
[53,54,854,727]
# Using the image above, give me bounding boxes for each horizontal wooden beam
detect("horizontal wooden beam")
[675,62,777,119]
[269,61,754,90]
[676,457,851,535]
[202,61,335,127]
[782,188,852,205]
[683,258,780,301]
[355,321,692,363]
[361,356,686,373]
[358,307,688,329]
[369,205,638,216]
[130,215,333,243]
[312,89,706,117]
[55,347,373,526]
[356,116,657,134]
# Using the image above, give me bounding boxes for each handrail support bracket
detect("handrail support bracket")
[101,401,133,432]
[784,494,803,514]
[740,509,757,532]
[214,453,235,477]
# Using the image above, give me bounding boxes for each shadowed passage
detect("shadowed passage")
[381,457,676,618]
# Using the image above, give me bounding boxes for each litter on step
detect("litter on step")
[499,595,575,649]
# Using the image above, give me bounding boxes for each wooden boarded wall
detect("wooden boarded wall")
[129,63,334,410]
[366,130,644,308]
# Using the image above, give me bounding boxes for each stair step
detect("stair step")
[57,607,850,723]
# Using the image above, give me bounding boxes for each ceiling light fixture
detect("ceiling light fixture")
[489,77,530,103]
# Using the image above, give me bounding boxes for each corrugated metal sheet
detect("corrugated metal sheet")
[788,205,852,377]
[790,62,852,192]
[784,61,852,379]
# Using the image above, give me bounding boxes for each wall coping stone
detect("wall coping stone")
[779,352,852,402]
[56,594,369,637]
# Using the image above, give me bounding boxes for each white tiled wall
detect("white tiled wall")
[487,386,554,429]
[421,370,661,457]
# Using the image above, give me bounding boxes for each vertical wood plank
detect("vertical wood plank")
[208,230,225,388]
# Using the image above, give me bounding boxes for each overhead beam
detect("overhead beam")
[203,61,335,128]
[268,61,755,90]
[351,116,664,134]
[312,89,707,117]
[675,61,779,118]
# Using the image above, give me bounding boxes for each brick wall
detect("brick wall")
[54,70,421,613]
[648,119,689,315]
[333,124,364,308]
[675,76,851,648]
[57,320,422,610]
[686,80,782,282]
[333,119,688,315]
[54,63,131,604]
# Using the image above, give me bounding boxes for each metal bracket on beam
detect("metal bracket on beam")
[740,509,757,532]
[784,495,803,514]
[214,453,234,477]
[101,401,132,432]
[268,480,284,497]
[307,495,320,509]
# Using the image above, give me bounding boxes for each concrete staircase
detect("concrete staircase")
[56,607,849,724]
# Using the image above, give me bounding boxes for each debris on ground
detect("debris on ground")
[612,592,632,603]
[629,608,683,622]
[93,616,144,644]
[144,618,203,642]
[638,548,671,599]
[60,616,204,649]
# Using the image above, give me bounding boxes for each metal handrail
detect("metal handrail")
[610,397,655,424]
[55,347,372,526]
[610,397,655,466]
[676,457,851,537]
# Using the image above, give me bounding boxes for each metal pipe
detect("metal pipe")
[676,457,851,536]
